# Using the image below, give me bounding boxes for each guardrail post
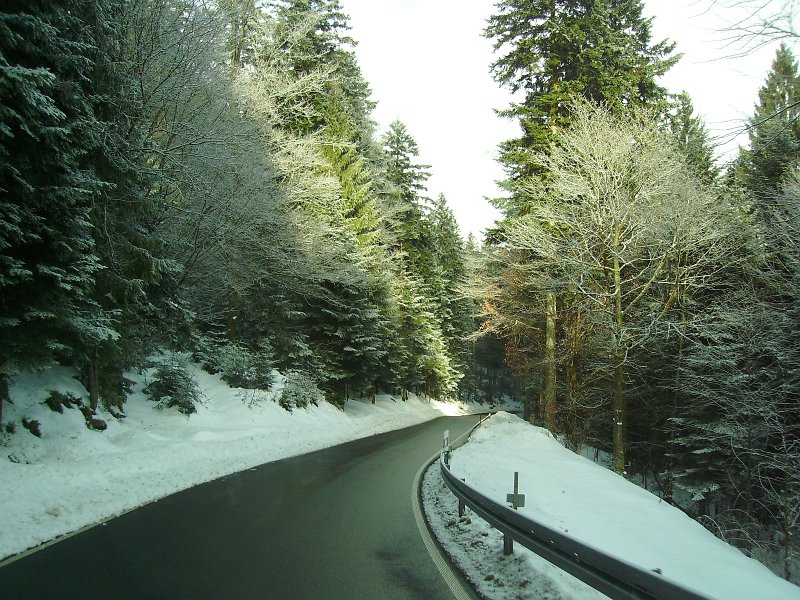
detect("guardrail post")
[503,533,513,556]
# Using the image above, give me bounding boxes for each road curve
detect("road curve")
[0,414,480,599]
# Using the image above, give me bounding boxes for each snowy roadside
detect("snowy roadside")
[0,364,492,562]
[422,465,605,600]
[422,412,800,600]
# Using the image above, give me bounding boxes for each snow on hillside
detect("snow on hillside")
[423,412,800,600]
[0,363,489,562]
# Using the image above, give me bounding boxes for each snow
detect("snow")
[422,466,605,599]
[424,411,800,600]
[0,363,491,562]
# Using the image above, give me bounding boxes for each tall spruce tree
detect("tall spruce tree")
[669,92,720,185]
[737,43,800,203]
[0,0,113,421]
[381,120,431,266]
[271,0,375,136]
[428,194,473,388]
[485,0,678,201]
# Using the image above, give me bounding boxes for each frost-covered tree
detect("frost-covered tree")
[483,0,678,432]
[501,101,741,474]
[270,0,374,135]
[83,0,238,409]
[668,171,800,577]
[0,0,114,421]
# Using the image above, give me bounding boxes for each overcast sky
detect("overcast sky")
[338,0,790,240]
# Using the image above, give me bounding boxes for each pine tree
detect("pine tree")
[737,43,800,202]
[381,120,432,275]
[0,0,112,421]
[485,0,678,198]
[669,92,720,185]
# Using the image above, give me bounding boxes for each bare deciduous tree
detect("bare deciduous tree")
[502,100,743,474]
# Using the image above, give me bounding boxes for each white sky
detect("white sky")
[339,0,792,240]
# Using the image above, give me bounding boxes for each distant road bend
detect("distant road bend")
[0,415,480,599]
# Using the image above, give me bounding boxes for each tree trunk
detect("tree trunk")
[566,351,579,450]
[663,306,686,503]
[543,292,557,432]
[524,377,533,423]
[613,351,626,475]
[0,374,7,427]
[612,252,626,475]
[87,354,99,413]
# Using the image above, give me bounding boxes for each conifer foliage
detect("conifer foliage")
[0,0,111,421]
[485,0,678,189]
[0,0,480,428]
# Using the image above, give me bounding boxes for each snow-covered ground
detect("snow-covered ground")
[0,363,491,562]
[423,412,800,600]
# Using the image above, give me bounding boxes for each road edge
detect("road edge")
[412,449,478,600]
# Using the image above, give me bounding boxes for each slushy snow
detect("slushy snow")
[423,411,799,600]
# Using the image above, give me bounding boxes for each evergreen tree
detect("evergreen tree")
[428,194,473,386]
[219,0,259,67]
[669,92,720,185]
[320,85,381,250]
[0,0,112,421]
[485,0,678,201]
[382,120,430,206]
[381,120,432,274]
[271,0,375,135]
[737,43,800,202]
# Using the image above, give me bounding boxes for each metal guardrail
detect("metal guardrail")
[438,421,713,600]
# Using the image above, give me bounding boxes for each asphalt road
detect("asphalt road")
[0,414,480,599]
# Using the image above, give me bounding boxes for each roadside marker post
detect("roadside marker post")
[443,429,465,517]
[503,472,525,556]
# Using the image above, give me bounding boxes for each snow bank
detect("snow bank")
[0,364,493,561]
[443,412,799,600]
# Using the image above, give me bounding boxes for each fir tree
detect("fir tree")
[737,43,800,202]
[320,85,381,250]
[428,194,473,385]
[669,92,720,185]
[381,120,432,275]
[271,0,375,135]
[485,0,678,198]
[0,0,112,421]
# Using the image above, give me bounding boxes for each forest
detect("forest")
[1,0,798,583]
